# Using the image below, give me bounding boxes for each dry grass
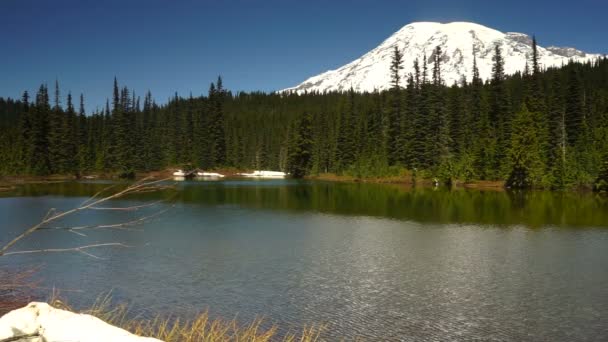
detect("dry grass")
[0,268,39,316]
[309,173,406,184]
[49,292,325,342]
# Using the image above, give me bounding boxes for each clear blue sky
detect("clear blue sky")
[1,0,606,112]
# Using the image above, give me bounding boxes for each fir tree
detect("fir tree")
[565,65,585,145]
[506,104,545,188]
[390,46,404,89]
[30,85,50,175]
[594,153,608,192]
[388,46,404,164]
[17,91,32,172]
[287,113,314,178]
[336,89,357,170]
[490,43,511,177]
[212,76,227,166]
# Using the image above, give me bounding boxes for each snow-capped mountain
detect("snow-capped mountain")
[282,22,602,93]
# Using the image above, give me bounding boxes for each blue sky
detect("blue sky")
[1,0,606,112]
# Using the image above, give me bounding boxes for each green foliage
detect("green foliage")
[594,154,608,192]
[506,104,545,188]
[438,152,476,184]
[345,154,398,179]
[287,113,313,178]
[0,57,607,191]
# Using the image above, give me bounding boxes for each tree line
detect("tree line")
[1,41,607,190]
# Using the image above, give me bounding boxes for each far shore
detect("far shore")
[2,168,510,192]
[307,173,506,191]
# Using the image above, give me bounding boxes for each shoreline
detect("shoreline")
[306,173,507,191]
[0,170,595,193]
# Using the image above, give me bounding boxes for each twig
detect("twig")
[0,177,173,256]
[2,243,132,257]
[67,229,88,237]
[87,199,164,211]
[42,208,56,221]
[79,183,119,207]
[39,206,172,232]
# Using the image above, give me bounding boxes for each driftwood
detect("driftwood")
[0,177,174,258]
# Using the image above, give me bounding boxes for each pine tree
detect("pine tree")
[430,46,452,177]
[47,80,66,173]
[64,92,78,174]
[390,46,404,89]
[469,50,496,180]
[112,80,135,177]
[432,46,442,87]
[422,53,428,85]
[527,36,549,166]
[17,91,32,172]
[448,83,466,156]
[506,104,545,188]
[413,58,421,89]
[410,59,425,169]
[30,85,50,175]
[490,43,511,177]
[287,113,314,178]
[213,76,227,166]
[400,74,416,167]
[388,46,404,164]
[335,89,357,171]
[76,94,88,173]
[546,74,572,188]
[565,65,585,145]
[594,153,608,192]
[527,36,546,114]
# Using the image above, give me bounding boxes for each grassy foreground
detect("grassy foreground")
[48,293,325,342]
[1,270,325,342]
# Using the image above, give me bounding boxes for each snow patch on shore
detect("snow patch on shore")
[0,302,161,342]
[238,170,287,178]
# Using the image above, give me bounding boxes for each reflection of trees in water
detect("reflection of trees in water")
[5,181,608,228]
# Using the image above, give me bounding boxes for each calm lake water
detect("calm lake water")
[1,180,608,341]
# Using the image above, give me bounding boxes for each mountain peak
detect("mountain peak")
[282,21,601,93]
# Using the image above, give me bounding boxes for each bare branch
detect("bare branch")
[0,177,173,256]
[87,199,164,211]
[2,243,132,258]
[78,250,104,260]
[39,206,172,233]
[78,183,120,207]
[68,229,87,237]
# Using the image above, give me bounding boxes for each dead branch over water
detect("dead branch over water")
[0,179,330,340]
[0,178,174,316]
[0,177,174,258]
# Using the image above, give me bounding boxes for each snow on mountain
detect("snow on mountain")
[282,22,602,93]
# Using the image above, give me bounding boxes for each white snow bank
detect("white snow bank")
[238,170,287,178]
[0,302,161,342]
[197,172,225,177]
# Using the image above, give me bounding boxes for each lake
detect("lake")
[1,179,608,341]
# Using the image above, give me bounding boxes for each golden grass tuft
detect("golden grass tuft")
[49,292,325,342]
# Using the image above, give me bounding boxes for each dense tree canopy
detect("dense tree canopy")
[1,48,607,190]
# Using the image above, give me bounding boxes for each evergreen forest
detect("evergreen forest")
[1,40,608,190]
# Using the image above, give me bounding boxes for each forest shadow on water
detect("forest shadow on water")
[4,179,607,228]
